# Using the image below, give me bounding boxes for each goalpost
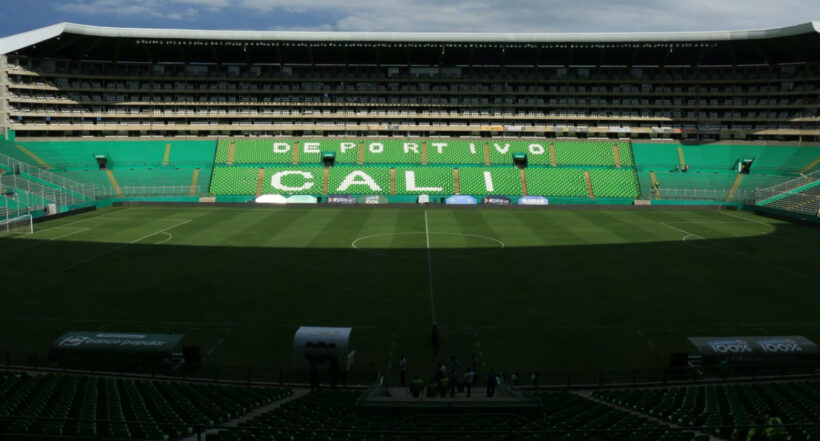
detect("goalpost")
[0,214,34,237]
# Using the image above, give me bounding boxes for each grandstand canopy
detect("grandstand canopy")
[2,22,820,65]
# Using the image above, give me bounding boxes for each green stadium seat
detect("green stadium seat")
[395,167,454,195]
[589,169,641,198]
[458,167,522,196]
[426,139,485,165]
[525,168,588,197]
[327,166,390,195]
[261,166,324,195]
[361,139,422,164]
[554,140,621,166]
[0,371,290,440]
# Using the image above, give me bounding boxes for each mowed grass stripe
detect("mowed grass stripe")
[258,208,350,247]
[537,210,624,245]
[305,208,371,248]
[2,206,819,374]
[164,206,264,246]
[478,210,549,247]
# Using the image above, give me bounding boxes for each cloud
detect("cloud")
[53,0,820,30]
[56,0,203,20]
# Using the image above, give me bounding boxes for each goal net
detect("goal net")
[0,214,33,237]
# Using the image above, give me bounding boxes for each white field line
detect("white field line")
[0,316,812,331]
[719,209,820,251]
[50,227,90,241]
[128,219,191,244]
[207,329,233,356]
[0,315,378,329]
[664,221,758,224]
[35,207,131,234]
[718,209,772,226]
[424,211,437,324]
[660,222,809,279]
[51,218,192,275]
[154,231,173,245]
[5,226,91,253]
[387,332,396,370]
[473,331,487,369]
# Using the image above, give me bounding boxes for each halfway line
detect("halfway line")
[425,211,437,324]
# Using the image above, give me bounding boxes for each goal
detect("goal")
[0,214,33,237]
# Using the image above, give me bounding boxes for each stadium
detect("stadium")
[0,19,819,441]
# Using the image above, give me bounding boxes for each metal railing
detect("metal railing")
[0,412,819,441]
[0,151,96,199]
[0,350,378,387]
[3,349,817,390]
[648,187,757,203]
[95,185,206,198]
[764,194,820,217]
[43,160,214,170]
[0,175,90,220]
[755,168,820,202]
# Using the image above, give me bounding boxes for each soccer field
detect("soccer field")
[1,205,819,382]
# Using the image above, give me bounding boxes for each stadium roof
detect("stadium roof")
[2,22,820,65]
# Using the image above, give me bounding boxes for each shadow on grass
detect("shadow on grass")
[0,219,818,377]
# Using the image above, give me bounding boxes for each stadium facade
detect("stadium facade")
[1,22,819,140]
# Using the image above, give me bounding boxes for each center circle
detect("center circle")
[351,232,504,258]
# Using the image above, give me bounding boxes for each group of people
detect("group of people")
[401,354,516,398]
[746,413,785,441]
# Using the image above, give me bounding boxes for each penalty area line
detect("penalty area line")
[660,222,808,279]
[207,329,233,356]
[51,218,192,275]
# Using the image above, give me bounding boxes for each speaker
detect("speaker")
[669,352,689,368]
[183,346,202,367]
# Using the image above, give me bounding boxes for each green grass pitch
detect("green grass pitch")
[1,205,819,382]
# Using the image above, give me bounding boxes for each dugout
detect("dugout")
[687,336,819,373]
[50,331,184,370]
[292,326,354,369]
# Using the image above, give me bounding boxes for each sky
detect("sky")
[0,0,819,37]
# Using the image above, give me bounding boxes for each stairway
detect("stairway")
[322,167,330,195]
[520,168,528,196]
[584,170,594,198]
[16,145,51,169]
[389,168,396,195]
[162,143,172,166]
[226,141,237,165]
[453,168,461,194]
[799,155,820,174]
[422,141,428,165]
[649,171,660,198]
[189,168,200,196]
[549,143,557,166]
[613,143,622,168]
[677,146,687,169]
[726,174,744,202]
[255,168,265,197]
[105,170,123,197]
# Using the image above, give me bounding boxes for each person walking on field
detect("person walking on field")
[463,368,476,397]
[486,368,498,397]
[399,355,408,386]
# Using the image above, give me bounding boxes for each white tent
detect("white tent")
[255,194,288,204]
